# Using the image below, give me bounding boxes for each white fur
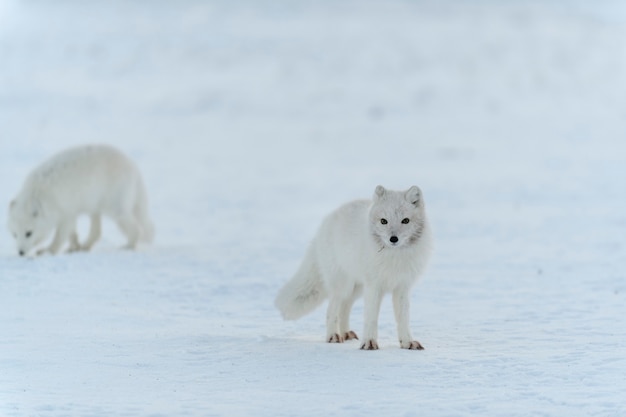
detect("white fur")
[275,185,432,350]
[7,144,154,256]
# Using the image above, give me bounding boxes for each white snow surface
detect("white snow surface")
[1,1,626,416]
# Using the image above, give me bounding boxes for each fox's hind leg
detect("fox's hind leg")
[116,215,140,250]
[339,284,362,341]
[326,296,344,343]
[326,284,362,343]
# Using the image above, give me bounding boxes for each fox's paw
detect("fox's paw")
[327,333,344,343]
[360,339,379,350]
[344,331,359,341]
[400,340,424,350]
[67,244,85,253]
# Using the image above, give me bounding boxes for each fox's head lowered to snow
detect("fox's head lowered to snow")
[8,198,54,256]
[368,185,426,249]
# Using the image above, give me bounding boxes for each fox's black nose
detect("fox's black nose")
[390,236,398,244]
[19,250,25,256]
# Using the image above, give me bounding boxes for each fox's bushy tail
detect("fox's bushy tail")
[275,248,327,320]
[134,176,155,243]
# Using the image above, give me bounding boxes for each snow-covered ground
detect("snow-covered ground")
[1,1,625,415]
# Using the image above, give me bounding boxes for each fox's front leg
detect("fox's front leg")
[67,219,81,252]
[81,214,101,251]
[67,230,81,252]
[38,220,74,256]
[360,285,384,350]
[392,285,424,350]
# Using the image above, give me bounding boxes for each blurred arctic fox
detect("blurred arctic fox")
[8,144,154,256]
[275,185,432,350]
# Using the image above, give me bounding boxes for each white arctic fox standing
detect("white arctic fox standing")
[275,185,432,350]
[8,144,154,256]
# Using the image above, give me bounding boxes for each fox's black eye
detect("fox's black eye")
[380,219,388,225]
[25,231,32,238]
[401,218,410,224]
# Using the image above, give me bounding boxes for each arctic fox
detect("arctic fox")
[275,185,432,350]
[8,144,154,256]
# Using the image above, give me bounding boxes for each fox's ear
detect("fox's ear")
[374,185,386,200]
[405,186,422,206]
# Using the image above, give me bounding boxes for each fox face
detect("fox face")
[8,199,54,256]
[369,185,426,249]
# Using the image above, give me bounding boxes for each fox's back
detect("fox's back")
[21,145,140,212]
[312,199,374,278]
